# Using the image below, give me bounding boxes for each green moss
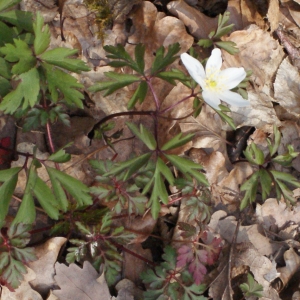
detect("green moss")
[84,0,113,41]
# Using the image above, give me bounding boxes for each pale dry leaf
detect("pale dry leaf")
[1,267,43,300]
[115,278,143,300]
[277,248,300,290]
[28,237,67,298]
[217,216,281,256]
[281,0,300,28]
[267,0,280,32]
[167,0,218,39]
[53,261,111,300]
[274,58,300,117]
[256,198,300,229]
[222,25,284,90]
[234,247,280,299]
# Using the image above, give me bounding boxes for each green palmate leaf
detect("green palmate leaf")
[0,76,11,97]
[127,80,148,109]
[39,48,90,73]
[0,10,33,32]
[161,132,194,151]
[151,43,181,74]
[12,164,38,225]
[268,125,281,156]
[156,157,174,185]
[243,143,265,165]
[42,62,84,108]
[0,0,21,11]
[104,44,134,62]
[33,12,50,55]
[89,72,140,96]
[164,154,208,186]
[105,153,152,180]
[48,146,71,163]
[0,21,14,46]
[32,177,60,219]
[215,41,239,55]
[0,57,12,79]
[215,109,236,130]
[214,12,234,38]
[259,169,272,200]
[126,122,157,150]
[0,167,21,222]
[46,167,93,208]
[272,144,299,167]
[0,39,36,74]
[156,69,188,85]
[0,68,40,114]
[240,273,263,298]
[135,43,145,73]
[197,39,213,48]
[240,171,259,210]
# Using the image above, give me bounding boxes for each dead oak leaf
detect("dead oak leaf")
[53,261,111,300]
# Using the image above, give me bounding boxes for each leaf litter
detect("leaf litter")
[3,0,300,299]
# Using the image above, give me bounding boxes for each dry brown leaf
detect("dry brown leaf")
[274,58,300,117]
[167,0,218,39]
[267,0,280,32]
[277,248,300,292]
[28,237,67,298]
[53,261,111,300]
[1,267,43,300]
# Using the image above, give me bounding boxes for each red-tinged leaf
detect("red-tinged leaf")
[188,250,207,285]
[202,232,222,265]
[176,245,193,268]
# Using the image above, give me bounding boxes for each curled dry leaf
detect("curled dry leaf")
[28,237,67,298]
[277,248,300,292]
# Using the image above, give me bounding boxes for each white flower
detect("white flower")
[180,49,250,110]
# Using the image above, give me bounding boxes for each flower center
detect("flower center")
[207,79,217,88]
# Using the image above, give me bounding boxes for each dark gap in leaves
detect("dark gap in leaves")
[227,126,255,163]
[142,235,164,263]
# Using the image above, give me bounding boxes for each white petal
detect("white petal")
[180,53,205,87]
[219,90,250,107]
[202,90,221,110]
[205,48,222,75]
[218,68,246,89]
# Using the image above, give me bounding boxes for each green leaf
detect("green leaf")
[0,76,11,97]
[127,81,148,109]
[31,177,59,219]
[271,170,300,188]
[268,125,281,156]
[0,167,20,222]
[161,132,194,151]
[215,41,239,55]
[43,62,85,108]
[240,273,263,297]
[0,68,40,114]
[0,0,21,11]
[259,169,272,200]
[240,171,259,210]
[156,69,188,85]
[40,48,90,73]
[156,157,174,185]
[243,143,265,165]
[126,122,157,150]
[88,72,140,96]
[0,10,33,32]
[48,147,71,163]
[135,43,145,73]
[272,144,299,167]
[104,44,134,63]
[12,165,37,225]
[0,21,14,46]
[104,153,152,179]
[151,43,181,74]
[0,39,36,74]
[197,39,213,48]
[0,56,12,79]
[164,154,208,186]
[33,12,50,55]
[215,109,236,130]
[46,167,93,207]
